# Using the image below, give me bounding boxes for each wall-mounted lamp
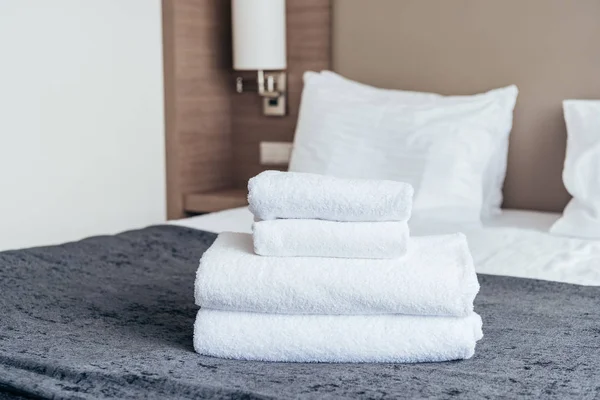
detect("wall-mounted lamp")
[232,0,287,116]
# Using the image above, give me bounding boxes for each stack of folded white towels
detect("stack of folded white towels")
[194,170,483,363]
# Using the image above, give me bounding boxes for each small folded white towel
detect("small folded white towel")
[195,232,479,316]
[193,310,483,363]
[252,219,409,259]
[248,170,413,222]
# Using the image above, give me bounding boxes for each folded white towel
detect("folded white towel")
[193,310,483,363]
[252,219,409,259]
[195,232,479,316]
[248,170,413,222]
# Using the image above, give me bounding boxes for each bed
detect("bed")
[1,210,599,399]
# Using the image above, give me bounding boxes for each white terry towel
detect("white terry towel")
[248,170,414,222]
[195,232,479,317]
[252,219,409,259]
[193,310,483,363]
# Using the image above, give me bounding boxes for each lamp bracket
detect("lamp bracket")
[235,70,287,116]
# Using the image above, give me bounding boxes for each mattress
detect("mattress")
[171,208,600,286]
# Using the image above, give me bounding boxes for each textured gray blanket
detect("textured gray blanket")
[0,225,598,399]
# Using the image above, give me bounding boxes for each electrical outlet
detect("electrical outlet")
[260,142,293,165]
[263,95,286,116]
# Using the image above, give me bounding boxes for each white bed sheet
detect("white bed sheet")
[170,208,600,286]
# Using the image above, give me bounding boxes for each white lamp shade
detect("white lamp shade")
[232,0,287,71]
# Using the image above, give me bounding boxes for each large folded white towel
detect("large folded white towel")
[248,170,413,222]
[195,232,479,316]
[252,219,409,259]
[193,309,483,363]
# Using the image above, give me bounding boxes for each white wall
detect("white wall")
[0,0,166,251]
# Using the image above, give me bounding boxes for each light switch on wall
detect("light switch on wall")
[260,141,293,165]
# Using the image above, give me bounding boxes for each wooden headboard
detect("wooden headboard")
[333,0,600,212]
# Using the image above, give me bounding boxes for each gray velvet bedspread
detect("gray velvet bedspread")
[0,225,599,399]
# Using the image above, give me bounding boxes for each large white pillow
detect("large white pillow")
[550,100,600,239]
[301,71,518,218]
[289,72,518,224]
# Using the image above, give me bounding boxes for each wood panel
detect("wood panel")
[163,0,234,219]
[163,0,332,216]
[230,0,332,188]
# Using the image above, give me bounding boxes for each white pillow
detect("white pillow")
[305,71,518,218]
[550,100,600,239]
[289,72,517,224]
